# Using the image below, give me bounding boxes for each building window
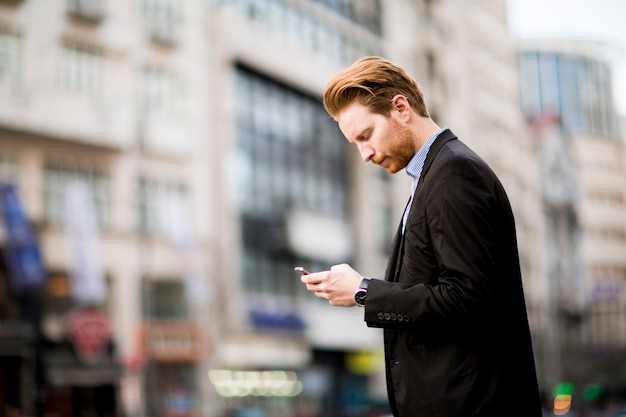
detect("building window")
[142,280,189,320]
[516,53,541,120]
[537,52,560,115]
[60,42,101,96]
[219,0,382,64]
[558,55,583,133]
[45,272,112,313]
[0,26,21,91]
[138,178,190,239]
[67,0,104,21]
[141,0,179,44]
[0,152,18,185]
[312,0,382,34]
[44,164,110,228]
[139,67,184,115]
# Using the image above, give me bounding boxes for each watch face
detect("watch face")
[355,290,366,306]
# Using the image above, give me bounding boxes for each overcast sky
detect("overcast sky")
[505,0,626,116]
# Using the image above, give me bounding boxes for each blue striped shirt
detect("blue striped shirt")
[402,127,447,233]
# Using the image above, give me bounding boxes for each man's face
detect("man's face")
[337,102,416,174]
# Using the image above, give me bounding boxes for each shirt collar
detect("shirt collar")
[406,127,447,182]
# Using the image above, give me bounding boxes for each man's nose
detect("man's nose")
[358,144,375,162]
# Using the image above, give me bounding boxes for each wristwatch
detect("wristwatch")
[355,277,371,307]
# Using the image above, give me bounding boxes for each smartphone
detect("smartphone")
[294,266,311,275]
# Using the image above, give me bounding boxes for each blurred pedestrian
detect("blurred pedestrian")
[300,56,542,417]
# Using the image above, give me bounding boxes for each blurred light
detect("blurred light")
[583,384,603,401]
[554,394,572,415]
[208,369,303,398]
[553,383,574,415]
[345,350,384,375]
[48,274,70,297]
[554,382,574,396]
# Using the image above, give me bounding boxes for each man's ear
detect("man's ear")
[390,94,412,121]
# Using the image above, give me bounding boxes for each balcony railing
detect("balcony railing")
[67,0,105,24]
[149,19,178,47]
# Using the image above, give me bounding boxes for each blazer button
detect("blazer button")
[397,315,403,322]
[403,315,410,322]
[384,313,391,320]
[377,312,384,320]
[390,313,397,321]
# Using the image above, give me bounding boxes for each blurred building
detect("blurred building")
[517,39,626,406]
[0,0,545,416]
[0,0,214,416]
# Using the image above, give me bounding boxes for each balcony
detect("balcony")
[67,0,105,24]
[148,19,178,47]
[0,85,135,150]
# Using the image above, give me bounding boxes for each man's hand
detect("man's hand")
[301,263,363,307]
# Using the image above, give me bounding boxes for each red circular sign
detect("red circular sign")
[66,306,112,364]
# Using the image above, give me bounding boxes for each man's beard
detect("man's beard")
[384,120,416,174]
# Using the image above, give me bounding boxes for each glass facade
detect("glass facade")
[235,66,349,302]
[517,51,620,138]
[44,164,110,229]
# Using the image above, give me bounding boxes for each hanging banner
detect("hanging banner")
[159,192,210,307]
[64,179,106,304]
[0,183,46,295]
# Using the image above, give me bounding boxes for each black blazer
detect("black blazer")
[364,129,542,417]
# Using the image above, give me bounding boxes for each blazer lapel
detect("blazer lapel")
[386,129,458,283]
[385,197,410,282]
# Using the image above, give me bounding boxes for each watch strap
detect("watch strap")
[357,277,371,291]
[355,277,371,306]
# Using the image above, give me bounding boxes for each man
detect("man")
[300,56,542,417]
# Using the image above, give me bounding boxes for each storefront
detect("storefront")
[43,305,121,417]
[0,278,122,416]
[0,318,34,415]
[0,182,125,416]
[142,320,203,417]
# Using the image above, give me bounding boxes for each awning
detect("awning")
[44,343,122,387]
[47,364,122,387]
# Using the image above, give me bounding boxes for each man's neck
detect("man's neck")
[413,117,441,151]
